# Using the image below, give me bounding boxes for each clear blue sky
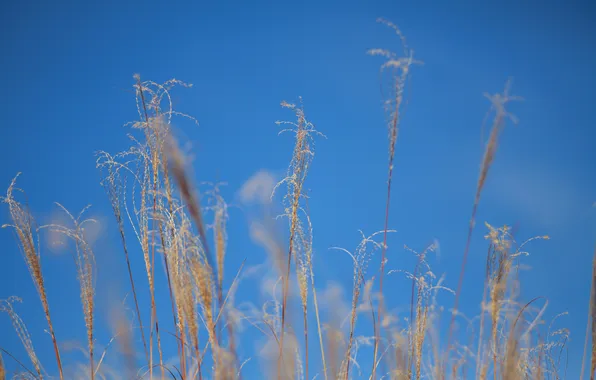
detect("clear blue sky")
[1,0,595,378]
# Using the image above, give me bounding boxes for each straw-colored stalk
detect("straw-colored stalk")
[46,204,96,380]
[133,77,165,380]
[367,18,419,380]
[97,152,149,364]
[448,80,521,353]
[191,256,220,373]
[0,298,43,378]
[333,232,386,379]
[273,99,322,379]
[2,176,64,379]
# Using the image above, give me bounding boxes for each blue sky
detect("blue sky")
[1,0,595,378]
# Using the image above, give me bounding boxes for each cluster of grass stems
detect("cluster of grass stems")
[0,19,593,380]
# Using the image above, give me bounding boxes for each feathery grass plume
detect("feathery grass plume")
[134,76,185,375]
[501,297,548,379]
[128,76,198,378]
[448,80,522,352]
[368,18,421,379]
[190,256,218,368]
[0,298,43,378]
[300,206,326,380]
[211,186,228,311]
[485,223,514,378]
[172,257,194,377]
[43,204,96,380]
[205,184,229,341]
[273,98,324,380]
[406,244,451,380]
[387,243,453,379]
[165,133,228,379]
[331,230,392,379]
[135,141,165,378]
[162,204,195,378]
[156,115,193,373]
[525,312,568,378]
[206,184,243,374]
[1,175,64,379]
[132,82,164,380]
[154,186,191,377]
[471,223,550,378]
[96,151,149,364]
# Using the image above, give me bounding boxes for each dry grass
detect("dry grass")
[43,204,97,380]
[448,79,523,355]
[272,98,324,380]
[367,18,421,380]
[2,176,64,379]
[0,20,587,380]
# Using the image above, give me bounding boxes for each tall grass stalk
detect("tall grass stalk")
[448,79,522,354]
[273,99,322,380]
[97,152,150,364]
[2,176,64,380]
[44,204,96,380]
[367,18,419,380]
[0,298,43,378]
